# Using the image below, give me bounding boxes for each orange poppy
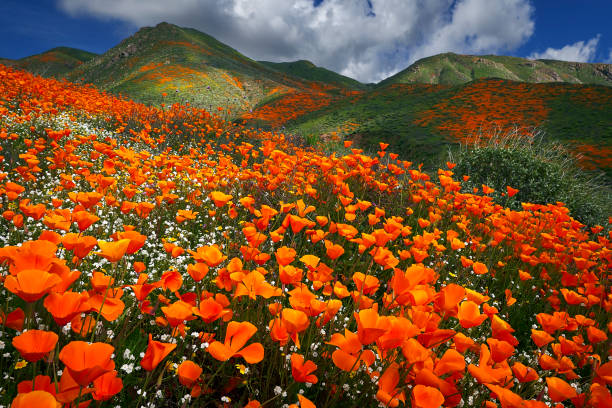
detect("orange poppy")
[112,230,146,254]
[412,385,444,408]
[4,269,62,302]
[12,330,58,362]
[290,353,318,384]
[59,341,115,386]
[94,239,131,263]
[328,329,375,372]
[546,377,578,402]
[457,300,488,328]
[92,371,123,401]
[44,291,90,326]
[208,321,264,364]
[192,296,232,323]
[11,391,60,408]
[177,360,202,388]
[275,246,296,266]
[376,363,405,408]
[161,301,194,327]
[210,191,233,207]
[472,262,488,275]
[187,263,209,282]
[355,308,390,345]
[189,245,226,267]
[140,334,177,371]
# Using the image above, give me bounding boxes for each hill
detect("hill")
[379,52,612,87]
[65,22,356,112]
[245,78,612,180]
[2,47,97,78]
[259,60,367,89]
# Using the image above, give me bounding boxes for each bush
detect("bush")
[446,128,611,228]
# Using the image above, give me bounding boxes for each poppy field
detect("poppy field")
[0,64,611,408]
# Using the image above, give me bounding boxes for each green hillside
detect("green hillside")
[66,22,351,111]
[248,79,612,180]
[3,47,97,78]
[259,60,367,89]
[380,52,612,87]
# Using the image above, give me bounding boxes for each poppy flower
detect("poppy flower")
[328,329,375,372]
[376,362,405,408]
[140,334,176,371]
[161,301,194,327]
[290,353,318,384]
[485,384,525,408]
[192,297,232,323]
[546,377,578,402]
[457,300,488,328]
[187,263,209,282]
[11,391,60,408]
[233,270,282,300]
[59,341,115,386]
[44,291,90,326]
[92,371,123,401]
[94,239,131,263]
[177,360,202,388]
[189,245,226,267]
[210,191,233,207]
[208,321,264,364]
[275,246,296,266]
[12,330,58,362]
[472,262,488,275]
[112,230,146,254]
[4,269,62,302]
[355,308,390,345]
[412,384,444,408]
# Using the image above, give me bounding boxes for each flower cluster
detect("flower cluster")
[0,64,610,408]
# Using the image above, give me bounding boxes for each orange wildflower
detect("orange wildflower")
[177,360,202,388]
[376,362,405,408]
[4,269,62,303]
[59,341,115,386]
[140,334,177,371]
[94,239,131,263]
[290,353,318,384]
[92,371,123,401]
[210,191,233,207]
[12,330,58,362]
[546,377,578,402]
[208,321,264,364]
[11,391,60,408]
[412,384,444,408]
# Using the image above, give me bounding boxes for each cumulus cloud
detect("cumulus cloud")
[528,35,600,63]
[58,0,535,82]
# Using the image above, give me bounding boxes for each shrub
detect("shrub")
[447,127,611,227]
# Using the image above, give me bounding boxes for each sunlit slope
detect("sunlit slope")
[2,47,97,78]
[251,79,612,178]
[379,52,612,87]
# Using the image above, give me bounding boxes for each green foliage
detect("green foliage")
[447,129,612,227]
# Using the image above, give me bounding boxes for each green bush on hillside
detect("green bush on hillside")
[447,128,611,228]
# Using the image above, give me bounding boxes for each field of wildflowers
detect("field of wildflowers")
[0,64,610,408]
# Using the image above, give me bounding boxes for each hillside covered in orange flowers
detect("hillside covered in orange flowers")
[0,63,611,408]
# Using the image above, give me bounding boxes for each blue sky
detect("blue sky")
[2,0,611,82]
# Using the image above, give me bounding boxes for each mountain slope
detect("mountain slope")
[259,60,366,89]
[245,79,612,180]
[66,22,354,112]
[3,47,97,78]
[380,53,612,87]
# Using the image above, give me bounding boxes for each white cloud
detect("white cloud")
[605,49,612,64]
[58,0,535,82]
[528,35,600,63]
